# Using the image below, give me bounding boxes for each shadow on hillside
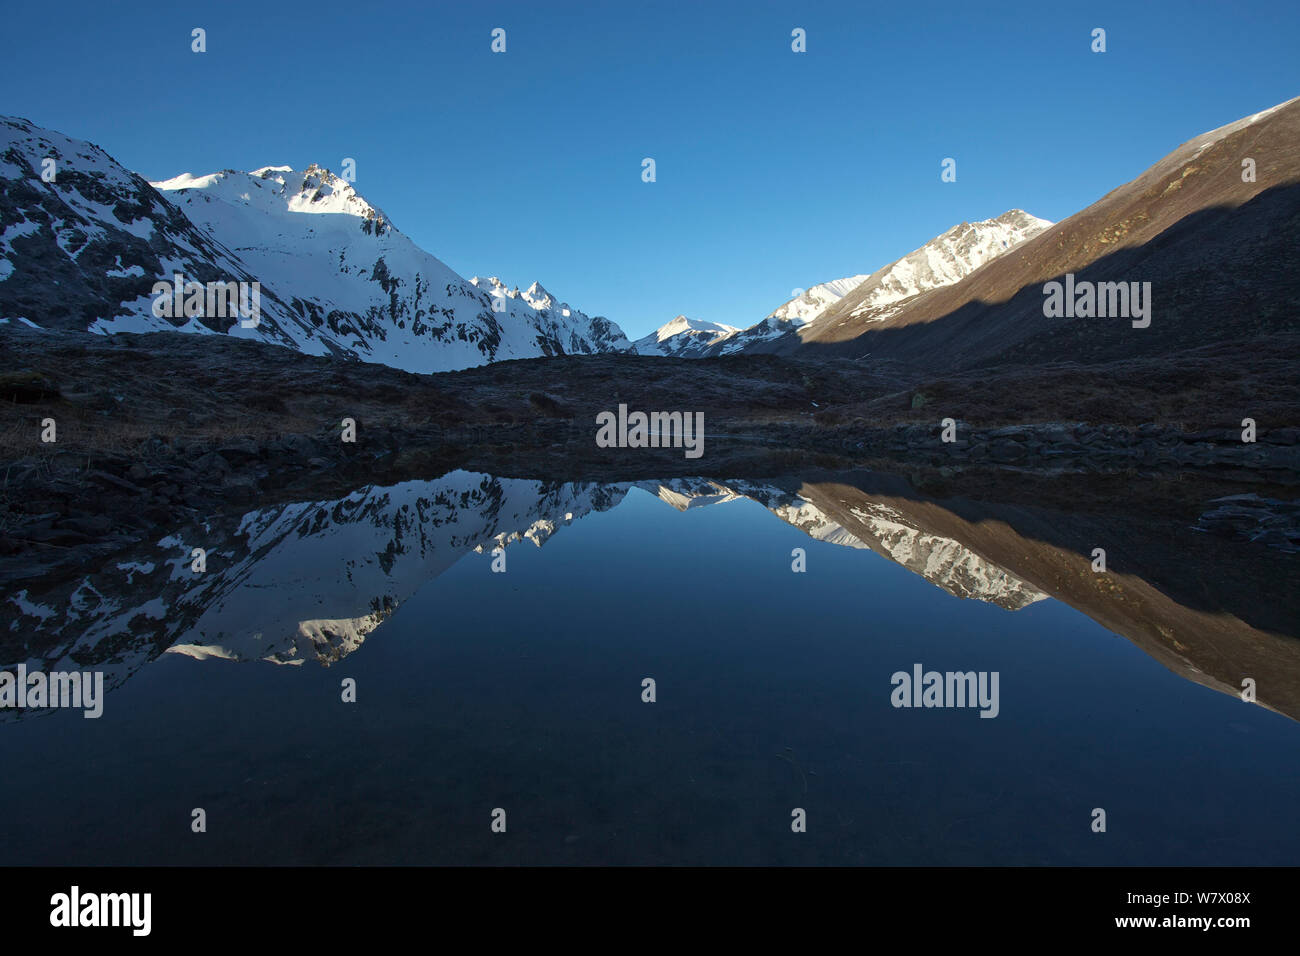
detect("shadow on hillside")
[792,180,1300,371]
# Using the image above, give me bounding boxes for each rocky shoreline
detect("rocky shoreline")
[4,416,1298,585]
[810,420,1300,472]
[3,327,1298,586]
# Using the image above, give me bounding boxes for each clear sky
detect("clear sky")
[2,0,1296,339]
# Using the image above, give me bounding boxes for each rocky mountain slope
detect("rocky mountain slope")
[768,275,873,325]
[747,209,1052,356]
[0,115,630,372]
[704,274,872,355]
[632,315,740,357]
[642,211,1049,359]
[787,96,1300,370]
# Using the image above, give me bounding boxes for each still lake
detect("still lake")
[2,471,1298,865]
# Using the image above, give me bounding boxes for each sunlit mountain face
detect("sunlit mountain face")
[2,467,1297,865]
[0,116,633,373]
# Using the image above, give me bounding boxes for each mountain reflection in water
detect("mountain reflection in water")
[2,469,1298,865]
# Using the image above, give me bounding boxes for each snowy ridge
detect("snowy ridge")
[1178,94,1300,159]
[468,275,628,354]
[154,164,393,228]
[153,165,632,369]
[632,315,740,357]
[704,273,872,355]
[768,274,872,325]
[650,211,1049,358]
[0,115,631,371]
[838,210,1052,325]
[0,115,271,340]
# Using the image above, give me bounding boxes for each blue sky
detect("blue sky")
[2,0,1296,339]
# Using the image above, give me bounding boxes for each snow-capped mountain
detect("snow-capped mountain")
[152,165,631,369]
[766,209,1051,354]
[0,115,630,372]
[768,275,872,325]
[731,209,1051,356]
[632,315,740,357]
[790,95,1300,368]
[705,275,872,356]
[828,209,1052,328]
[634,478,745,510]
[468,275,630,355]
[0,116,263,337]
[655,211,1050,359]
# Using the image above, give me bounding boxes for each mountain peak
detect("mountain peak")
[152,163,394,234]
[632,315,740,356]
[789,95,1300,365]
[522,281,555,310]
[660,315,737,335]
[807,209,1053,330]
[0,114,632,371]
[993,208,1053,230]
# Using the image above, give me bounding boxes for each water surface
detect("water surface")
[2,471,1298,865]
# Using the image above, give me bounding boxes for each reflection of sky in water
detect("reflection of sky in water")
[1,480,1298,865]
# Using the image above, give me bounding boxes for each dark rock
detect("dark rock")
[1034,424,1074,443]
[986,426,1031,442]
[23,527,91,545]
[279,433,326,457]
[989,440,1027,462]
[0,369,60,403]
[140,504,173,524]
[85,470,144,494]
[57,514,112,535]
[1261,427,1300,446]
[193,451,232,475]
[221,474,259,498]
[216,438,262,463]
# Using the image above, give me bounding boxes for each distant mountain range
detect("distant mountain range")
[632,315,740,357]
[637,209,1052,358]
[0,116,630,372]
[3,95,1297,376]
